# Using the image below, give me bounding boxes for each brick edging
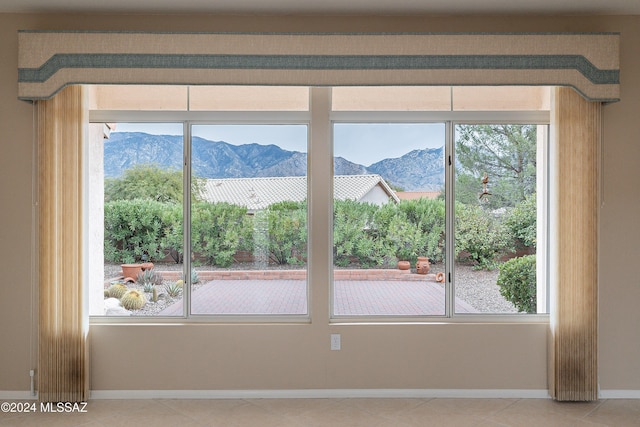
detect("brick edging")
[106,268,440,285]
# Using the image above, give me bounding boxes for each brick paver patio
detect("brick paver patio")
[159,278,478,316]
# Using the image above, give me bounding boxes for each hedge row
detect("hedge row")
[105,196,535,268]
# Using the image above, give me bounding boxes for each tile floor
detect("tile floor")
[1,397,639,426]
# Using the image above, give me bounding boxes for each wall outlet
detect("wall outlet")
[331,333,341,351]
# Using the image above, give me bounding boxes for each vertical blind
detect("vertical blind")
[549,87,600,401]
[37,85,89,402]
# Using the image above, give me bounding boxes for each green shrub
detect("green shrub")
[104,199,170,263]
[455,203,513,270]
[120,289,146,310]
[505,193,537,248]
[333,200,389,268]
[384,213,426,265]
[161,203,184,263]
[191,202,252,267]
[262,201,307,265]
[398,198,446,263]
[497,255,537,313]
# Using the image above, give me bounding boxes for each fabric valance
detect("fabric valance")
[18,31,620,102]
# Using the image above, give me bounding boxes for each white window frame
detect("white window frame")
[329,105,550,323]
[89,87,550,324]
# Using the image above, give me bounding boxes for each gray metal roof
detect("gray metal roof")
[199,174,399,210]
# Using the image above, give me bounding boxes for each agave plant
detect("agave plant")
[164,280,183,298]
[137,269,163,293]
[181,269,200,285]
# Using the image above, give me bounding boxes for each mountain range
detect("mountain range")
[104,132,444,191]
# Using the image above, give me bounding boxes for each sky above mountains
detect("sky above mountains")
[114,122,445,166]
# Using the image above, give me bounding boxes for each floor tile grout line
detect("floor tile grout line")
[581,397,608,419]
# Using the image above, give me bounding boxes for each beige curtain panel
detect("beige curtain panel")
[18,31,619,102]
[37,85,89,403]
[549,87,600,401]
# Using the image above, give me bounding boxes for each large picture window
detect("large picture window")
[89,85,549,320]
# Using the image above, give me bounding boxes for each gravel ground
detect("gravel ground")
[104,263,192,316]
[103,262,517,316]
[454,264,518,313]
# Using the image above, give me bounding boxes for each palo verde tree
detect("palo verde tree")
[104,163,204,204]
[455,124,537,209]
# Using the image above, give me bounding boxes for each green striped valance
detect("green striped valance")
[17,31,620,102]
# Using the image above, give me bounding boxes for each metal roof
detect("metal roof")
[199,174,399,210]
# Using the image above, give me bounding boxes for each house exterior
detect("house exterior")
[199,174,399,211]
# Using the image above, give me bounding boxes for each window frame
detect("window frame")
[329,111,550,323]
[91,110,313,324]
[89,88,550,324]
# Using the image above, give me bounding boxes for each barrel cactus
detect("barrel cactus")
[107,283,128,299]
[120,290,146,310]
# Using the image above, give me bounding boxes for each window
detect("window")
[454,123,545,314]
[100,123,185,317]
[329,87,549,319]
[188,124,309,316]
[89,85,549,320]
[332,122,447,316]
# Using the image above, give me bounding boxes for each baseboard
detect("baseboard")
[0,391,37,400]
[599,390,640,399]
[6,389,638,400]
[89,389,550,400]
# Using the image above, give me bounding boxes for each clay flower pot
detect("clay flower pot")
[121,264,143,282]
[397,260,411,270]
[416,256,430,274]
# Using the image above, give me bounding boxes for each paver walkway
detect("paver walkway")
[159,279,477,316]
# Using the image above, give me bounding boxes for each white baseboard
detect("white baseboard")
[89,389,550,400]
[6,389,638,400]
[0,391,37,400]
[599,390,640,399]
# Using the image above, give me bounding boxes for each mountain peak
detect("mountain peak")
[105,132,445,191]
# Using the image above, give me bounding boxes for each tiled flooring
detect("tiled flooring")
[2,397,639,426]
[160,280,476,316]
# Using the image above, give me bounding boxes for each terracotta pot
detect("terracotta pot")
[397,260,411,270]
[416,256,430,274]
[141,262,154,271]
[121,264,143,281]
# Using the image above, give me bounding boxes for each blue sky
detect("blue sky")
[114,122,445,166]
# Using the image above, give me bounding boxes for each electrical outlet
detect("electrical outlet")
[331,333,341,351]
